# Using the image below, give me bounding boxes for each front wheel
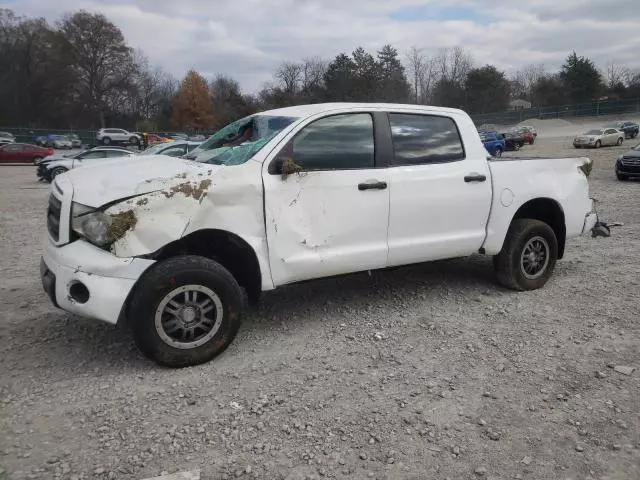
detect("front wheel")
[594,140,601,148]
[130,136,139,145]
[494,148,503,158]
[616,137,623,146]
[33,156,42,165]
[102,136,111,145]
[50,167,68,180]
[129,255,243,368]
[493,219,558,291]
[616,172,628,181]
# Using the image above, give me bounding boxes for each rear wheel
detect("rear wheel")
[529,137,535,145]
[494,219,558,291]
[513,143,521,151]
[130,136,139,145]
[33,156,42,165]
[616,137,623,146]
[129,255,243,368]
[494,148,503,158]
[102,136,111,145]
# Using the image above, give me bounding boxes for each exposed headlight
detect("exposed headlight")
[71,202,134,247]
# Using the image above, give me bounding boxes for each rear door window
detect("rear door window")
[389,114,465,165]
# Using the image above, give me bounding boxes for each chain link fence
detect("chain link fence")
[471,97,640,127]
[0,127,97,146]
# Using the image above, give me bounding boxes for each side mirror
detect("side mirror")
[270,157,284,175]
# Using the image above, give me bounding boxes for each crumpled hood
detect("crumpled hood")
[63,155,221,207]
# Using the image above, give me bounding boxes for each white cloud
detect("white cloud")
[3,0,639,92]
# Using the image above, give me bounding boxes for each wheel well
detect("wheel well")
[512,198,566,259]
[147,229,262,305]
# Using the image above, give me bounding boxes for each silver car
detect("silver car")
[96,128,140,146]
[51,135,73,150]
[573,128,624,148]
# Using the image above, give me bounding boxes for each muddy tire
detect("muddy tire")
[493,219,558,291]
[129,255,243,368]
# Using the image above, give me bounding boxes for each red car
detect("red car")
[0,143,54,164]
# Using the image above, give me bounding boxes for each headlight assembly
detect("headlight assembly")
[71,202,136,247]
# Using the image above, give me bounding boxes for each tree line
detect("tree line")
[2,8,640,132]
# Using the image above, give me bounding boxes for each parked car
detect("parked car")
[613,121,639,139]
[50,135,73,149]
[34,134,73,149]
[139,141,202,157]
[96,128,140,146]
[0,131,16,146]
[514,126,537,144]
[573,128,624,148]
[615,142,640,180]
[38,146,134,182]
[69,134,82,148]
[0,143,53,164]
[479,131,506,157]
[499,131,525,151]
[39,102,608,367]
[161,132,189,140]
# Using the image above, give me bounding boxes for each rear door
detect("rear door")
[385,112,492,266]
[263,111,391,286]
[604,129,617,145]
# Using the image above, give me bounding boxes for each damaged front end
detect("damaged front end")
[70,171,216,256]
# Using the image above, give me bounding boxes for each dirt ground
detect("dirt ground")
[1,135,639,480]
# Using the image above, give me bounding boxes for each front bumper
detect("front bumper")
[40,238,155,325]
[616,162,640,175]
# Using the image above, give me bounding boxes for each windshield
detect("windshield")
[189,114,298,165]
[586,130,603,135]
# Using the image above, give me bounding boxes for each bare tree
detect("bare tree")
[275,61,303,95]
[300,56,327,91]
[418,56,437,104]
[511,64,546,101]
[435,46,473,85]
[605,61,629,89]
[405,46,426,103]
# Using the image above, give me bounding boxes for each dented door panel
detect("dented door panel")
[263,169,390,286]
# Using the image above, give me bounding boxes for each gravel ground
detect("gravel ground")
[1,136,639,480]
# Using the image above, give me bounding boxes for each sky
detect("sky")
[2,0,640,92]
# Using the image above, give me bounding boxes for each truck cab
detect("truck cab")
[40,103,603,367]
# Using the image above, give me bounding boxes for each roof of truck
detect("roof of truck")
[260,102,464,118]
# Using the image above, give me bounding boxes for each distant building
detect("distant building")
[509,99,532,110]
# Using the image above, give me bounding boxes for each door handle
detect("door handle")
[464,174,487,183]
[358,180,388,191]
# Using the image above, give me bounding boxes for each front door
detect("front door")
[385,112,493,266]
[263,112,390,286]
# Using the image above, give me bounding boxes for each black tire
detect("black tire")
[529,138,535,145]
[594,140,601,148]
[494,148,503,158]
[130,136,139,145]
[574,145,580,149]
[616,172,628,181]
[129,255,243,368]
[493,219,558,291]
[513,143,521,151]
[50,167,67,179]
[102,136,111,145]
[616,137,623,146]
[33,156,42,165]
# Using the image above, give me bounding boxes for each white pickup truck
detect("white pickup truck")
[40,103,607,367]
